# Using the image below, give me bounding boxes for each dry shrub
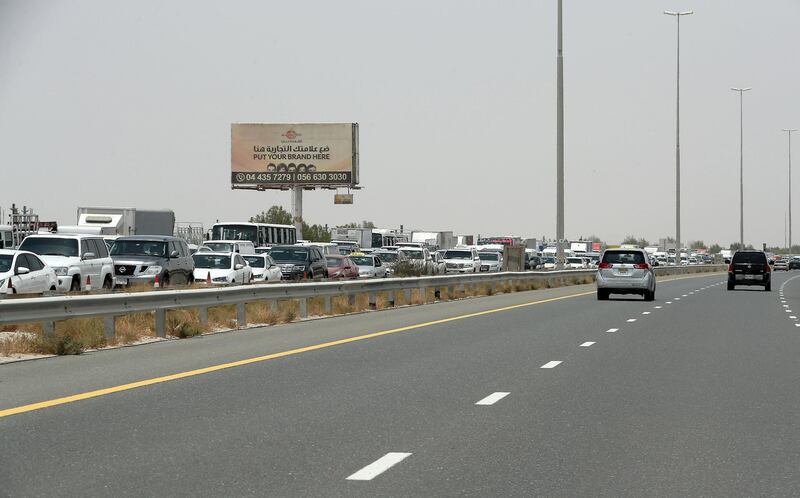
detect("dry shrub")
[0,333,40,356]
[245,301,279,325]
[115,312,155,344]
[209,304,237,329]
[307,297,327,317]
[55,318,106,350]
[166,309,208,338]
[0,322,42,334]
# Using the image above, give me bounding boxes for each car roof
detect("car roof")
[24,233,102,240]
[0,249,32,256]
[192,252,235,257]
[116,235,180,242]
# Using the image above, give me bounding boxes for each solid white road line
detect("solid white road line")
[627,319,637,322]
[541,361,562,369]
[476,392,510,406]
[347,452,412,481]
[606,328,619,333]
[580,342,595,347]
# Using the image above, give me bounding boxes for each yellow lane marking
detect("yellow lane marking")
[0,272,721,419]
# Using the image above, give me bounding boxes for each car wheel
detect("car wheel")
[102,275,113,290]
[70,276,81,292]
[188,274,195,285]
[161,273,170,287]
[597,289,609,300]
[727,282,734,290]
[645,290,655,301]
[765,282,771,292]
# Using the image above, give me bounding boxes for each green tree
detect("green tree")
[250,205,292,225]
[708,244,723,254]
[302,222,331,242]
[342,220,376,229]
[730,242,754,251]
[636,238,650,248]
[689,240,706,250]
[622,235,639,245]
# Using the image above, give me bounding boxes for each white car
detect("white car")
[242,254,282,282]
[566,257,588,269]
[201,240,256,255]
[443,248,481,273]
[192,252,252,285]
[0,249,57,295]
[397,247,436,275]
[350,254,387,278]
[19,234,115,291]
[478,251,503,272]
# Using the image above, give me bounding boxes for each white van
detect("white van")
[200,240,256,255]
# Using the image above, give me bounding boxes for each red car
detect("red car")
[326,255,359,279]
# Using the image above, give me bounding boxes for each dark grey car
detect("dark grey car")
[110,236,194,287]
[268,245,327,280]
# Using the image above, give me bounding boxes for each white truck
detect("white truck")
[330,227,373,249]
[410,231,456,251]
[75,207,175,236]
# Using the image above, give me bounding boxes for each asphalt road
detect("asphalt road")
[3,271,800,497]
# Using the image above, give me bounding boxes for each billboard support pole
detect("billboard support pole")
[292,186,304,240]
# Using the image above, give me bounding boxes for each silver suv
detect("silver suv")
[596,248,656,301]
[110,236,194,287]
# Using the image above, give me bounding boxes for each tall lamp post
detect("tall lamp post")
[664,10,692,258]
[783,128,797,249]
[731,87,751,248]
[555,0,565,268]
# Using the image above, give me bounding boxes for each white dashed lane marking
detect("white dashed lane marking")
[579,342,595,347]
[627,319,637,323]
[606,328,619,333]
[642,312,650,315]
[475,392,510,406]
[654,306,662,309]
[347,452,412,481]
[541,361,562,369]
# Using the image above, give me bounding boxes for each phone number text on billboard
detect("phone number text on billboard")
[231,171,352,185]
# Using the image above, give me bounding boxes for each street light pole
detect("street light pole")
[783,128,797,250]
[664,10,692,259]
[731,87,751,248]
[555,0,565,269]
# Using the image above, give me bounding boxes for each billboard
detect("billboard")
[231,123,359,188]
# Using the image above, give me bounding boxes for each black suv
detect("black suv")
[728,250,771,291]
[268,245,327,280]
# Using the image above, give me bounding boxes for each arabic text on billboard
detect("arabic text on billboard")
[231,123,358,187]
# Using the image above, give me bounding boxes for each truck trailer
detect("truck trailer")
[76,207,175,236]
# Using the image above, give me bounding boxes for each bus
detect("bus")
[210,222,297,247]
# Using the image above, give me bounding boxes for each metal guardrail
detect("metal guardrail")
[0,265,725,340]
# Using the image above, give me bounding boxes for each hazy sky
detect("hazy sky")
[1,0,799,247]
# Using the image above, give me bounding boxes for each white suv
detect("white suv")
[19,234,115,291]
[443,247,481,273]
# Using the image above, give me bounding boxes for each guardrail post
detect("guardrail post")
[388,290,395,307]
[271,300,279,313]
[104,316,116,341]
[458,283,466,297]
[42,321,55,338]
[348,294,356,306]
[155,309,166,338]
[299,298,308,318]
[368,292,377,310]
[198,307,208,325]
[324,296,332,314]
[404,289,412,304]
[447,285,454,299]
[419,286,426,303]
[237,303,246,327]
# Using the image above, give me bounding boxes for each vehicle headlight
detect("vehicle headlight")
[212,276,228,282]
[142,266,162,275]
[53,267,69,276]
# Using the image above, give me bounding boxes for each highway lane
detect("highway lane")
[6,271,797,496]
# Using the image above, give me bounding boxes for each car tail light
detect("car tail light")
[728,264,733,272]
[634,263,649,269]
[598,262,612,269]
[764,263,771,272]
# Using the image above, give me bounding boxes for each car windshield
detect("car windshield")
[255,247,271,254]
[0,254,12,272]
[603,251,646,264]
[243,256,265,268]
[479,253,499,261]
[375,252,398,262]
[351,256,372,266]
[445,250,472,259]
[204,242,234,252]
[270,247,309,262]
[326,257,344,266]
[212,225,258,244]
[732,252,767,264]
[544,257,556,263]
[192,254,231,269]
[110,240,167,257]
[401,250,423,260]
[19,237,79,257]
[567,258,583,263]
